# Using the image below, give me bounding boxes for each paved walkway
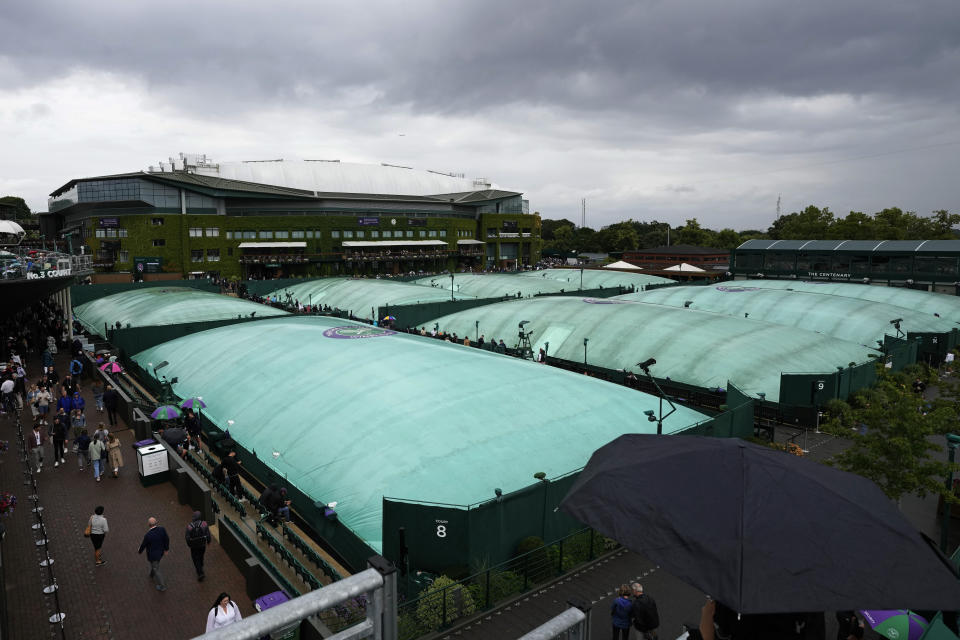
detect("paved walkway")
[2,349,252,640]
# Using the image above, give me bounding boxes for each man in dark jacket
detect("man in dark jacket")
[102,385,118,427]
[138,517,170,591]
[184,511,211,581]
[631,583,659,640]
[50,410,69,466]
[223,451,242,498]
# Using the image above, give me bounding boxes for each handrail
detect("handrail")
[221,515,300,598]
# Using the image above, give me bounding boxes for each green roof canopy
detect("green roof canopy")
[264,278,474,320]
[516,268,675,289]
[429,297,878,401]
[733,280,960,324]
[132,316,709,552]
[617,284,956,347]
[74,287,288,337]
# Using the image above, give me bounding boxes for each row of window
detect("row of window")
[221,229,459,240]
[190,249,221,262]
[94,229,129,238]
[735,253,960,276]
[188,228,220,237]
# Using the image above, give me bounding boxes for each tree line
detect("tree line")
[542,206,960,253]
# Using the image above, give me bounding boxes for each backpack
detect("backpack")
[632,594,659,631]
[187,522,207,548]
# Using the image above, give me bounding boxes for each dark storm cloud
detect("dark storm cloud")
[2,0,958,127]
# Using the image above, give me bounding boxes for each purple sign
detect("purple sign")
[322,326,397,339]
[357,217,379,226]
[99,217,119,227]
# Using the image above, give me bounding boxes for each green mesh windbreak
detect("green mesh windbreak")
[429,297,878,401]
[618,284,955,349]
[74,287,288,337]
[131,316,709,552]
[515,268,676,289]
[408,273,590,299]
[734,280,960,323]
[264,277,473,320]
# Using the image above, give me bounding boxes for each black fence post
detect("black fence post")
[485,569,491,608]
[589,529,595,561]
[558,539,564,575]
[441,585,448,628]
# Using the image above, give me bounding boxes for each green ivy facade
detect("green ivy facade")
[44,171,542,278]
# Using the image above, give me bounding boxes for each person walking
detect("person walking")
[106,433,123,478]
[630,583,660,640]
[71,408,86,441]
[138,517,170,591]
[28,422,46,473]
[102,385,119,427]
[75,428,91,471]
[26,384,40,422]
[185,511,212,581]
[89,435,106,482]
[93,422,109,446]
[87,505,109,566]
[36,385,51,425]
[223,451,243,498]
[92,379,104,414]
[205,592,243,631]
[610,584,633,640]
[50,409,68,467]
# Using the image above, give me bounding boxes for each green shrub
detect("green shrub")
[415,575,476,631]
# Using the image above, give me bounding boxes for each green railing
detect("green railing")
[397,528,613,640]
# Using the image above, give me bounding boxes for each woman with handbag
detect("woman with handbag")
[86,505,109,566]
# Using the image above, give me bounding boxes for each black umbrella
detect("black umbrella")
[560,434,960,614]
[160,427,187,446]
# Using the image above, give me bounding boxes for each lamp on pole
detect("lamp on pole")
[450,272,454,302]
[475,320,479,342]
[583,337,589,372]
[940,433,960,551]
[637,358,676,435]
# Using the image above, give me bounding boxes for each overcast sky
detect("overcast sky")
[1,0,958,230]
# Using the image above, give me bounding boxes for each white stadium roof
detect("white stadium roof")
[185,157,503,197]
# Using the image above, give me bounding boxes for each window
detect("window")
[226,231,234,239]
[405,230,413,238]
[105,228,117,238]
[382,230,392,238]
[118,250,129,263]
[439,230,446,237]
[118,228,128,238]
[259,231,273,239]
[343,230,354,238]
[205,228,219,237]
[152,239,166,247]
[152,218,164,226]
[429,230,437,238]
[292,231,305,239]
[189,227,203,237]
[242,231,256,239]
[95,229,106,238]
[315,231,322,238]
[370,230,379,238]
[356,231,364,239]
[331,231,340,238]
[419,230,426,238]
[207,249,220,262]
[305,231,314,238]
[191,250,203,263]
[275,231,289,239]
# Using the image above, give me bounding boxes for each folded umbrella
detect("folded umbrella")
[561,434,960,614]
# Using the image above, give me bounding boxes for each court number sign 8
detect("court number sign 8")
[437,525,447,538]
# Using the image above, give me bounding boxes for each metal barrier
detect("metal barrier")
[518,601,592,640]
[191,558,398,640]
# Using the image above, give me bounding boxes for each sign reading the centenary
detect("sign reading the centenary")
[806,272,851,280]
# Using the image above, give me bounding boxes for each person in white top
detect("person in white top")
[206,592,243,631]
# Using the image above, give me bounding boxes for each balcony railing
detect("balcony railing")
[344,251,452,262]
[0,248,93,281]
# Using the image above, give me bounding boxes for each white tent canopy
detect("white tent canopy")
[603,260,643,270]
[664,263,706,272]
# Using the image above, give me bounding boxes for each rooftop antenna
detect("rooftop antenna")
[581,198,586,229]
[776,193,781,218]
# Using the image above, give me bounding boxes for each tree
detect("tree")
[541,218,576,242]
[415,575,476,629]
[0,196,31,220]
[676,218,716,246]
[715,228,743,250]
[822,365,960,505]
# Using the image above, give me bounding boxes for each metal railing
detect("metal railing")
[0,248,93,280]
[397,528,611,639]
[191,559,397,640]
[518,602,592,640]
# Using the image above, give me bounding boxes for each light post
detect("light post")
[450,272,454,302]
[475,320,479,342]
[580,265,584,290]
[583,337,589,372]
[638,358,676,435]
[940,433,960,552]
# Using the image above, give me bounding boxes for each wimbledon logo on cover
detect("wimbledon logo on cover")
[323,326,397,339]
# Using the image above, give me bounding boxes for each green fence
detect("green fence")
[884,335,919,371]
[106,317,272,358]
[382,296,516,330]
[71,279,218,307]
[780,362,878,408]
[396,528,612,639]
[680,383,754,439]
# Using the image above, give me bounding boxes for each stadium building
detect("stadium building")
[43,153,541,279]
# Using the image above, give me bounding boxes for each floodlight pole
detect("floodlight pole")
[580,266,583,291]
[640,365,676,435]
[583,337,588,372]
[475,320,479,342]
[450,273,454,301]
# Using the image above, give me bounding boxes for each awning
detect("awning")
[664,262,706,272]
[456,239,486,245]
[238,242,307,249]
[342,240,449,248]
[603,260,643,270]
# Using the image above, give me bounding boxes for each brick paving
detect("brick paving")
[1,349,253,640]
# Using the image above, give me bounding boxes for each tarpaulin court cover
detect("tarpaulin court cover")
[131,316,710,553]
[73,286,289,337]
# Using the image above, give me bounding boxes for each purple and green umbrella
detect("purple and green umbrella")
[99,362,123,373]
[860,610,928,640]
[179,397,206,410]
[150,405,182,420]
